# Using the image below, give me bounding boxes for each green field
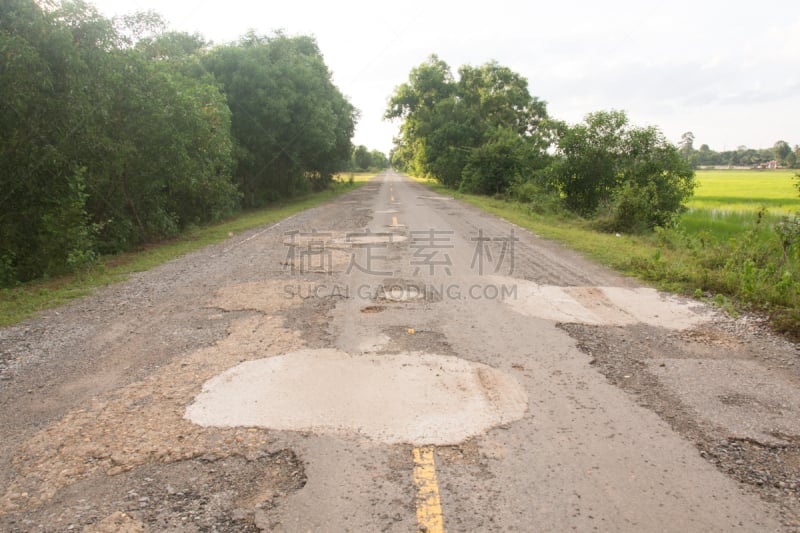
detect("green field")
[687,169,799,213]
[681,170,799,240]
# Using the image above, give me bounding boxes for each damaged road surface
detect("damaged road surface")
[1,171,799,532]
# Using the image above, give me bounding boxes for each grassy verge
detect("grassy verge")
[411,175,800,338]
[0,174,375,327]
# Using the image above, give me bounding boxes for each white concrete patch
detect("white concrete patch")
[185,349,528,445]
[600,287,708,330]
[496,278,708,330]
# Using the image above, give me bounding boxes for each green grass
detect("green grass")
[0,173,375,327]
[678,209,787,241]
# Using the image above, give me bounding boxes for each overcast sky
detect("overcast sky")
[90,0,799,155]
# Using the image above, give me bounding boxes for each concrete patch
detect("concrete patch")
[185,349,528,446]
[497,277,708,330]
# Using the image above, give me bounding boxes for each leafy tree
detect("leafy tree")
[369,150,389,169]
[204,33,356,205]
[0,0,98,282]
[774,140,792,165]
[552,110,628,214]
[386,56,550,190]
[461,127,530,195]
[611,126,695,230]
[352,145,372,170]
[0,2,356,286]
[351,146,388,171]
[0,1,240,284]
[679,131,695,158]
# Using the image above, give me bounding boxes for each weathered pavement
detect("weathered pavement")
[1,170,799,531]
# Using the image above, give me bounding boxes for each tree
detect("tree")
[679,131,695,158]
[552,110,629,214]
[0,2,355,286]
[386,56,550,190]
[0,0,102,282]
[369,150,389,169]
[774,140,792,165]
[353,145,371,170]
[1,1,236,284]
[461,126,530,195]
[204,33,356,205]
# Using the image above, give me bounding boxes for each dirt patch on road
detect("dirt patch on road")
[4,448,305,532]
[0,280,311,523]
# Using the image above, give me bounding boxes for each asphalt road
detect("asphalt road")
[1,170,798,532]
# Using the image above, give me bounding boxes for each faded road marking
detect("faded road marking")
[413,446,445,532]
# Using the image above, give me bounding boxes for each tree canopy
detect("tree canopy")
[386,55,551,192]
[387,57,696,232]
[203,32,356,206]
[0,0,356,286]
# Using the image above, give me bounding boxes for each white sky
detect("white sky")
[90,0,800,155]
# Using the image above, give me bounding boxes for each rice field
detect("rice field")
[680,170,799,239]
[687,169,799,213]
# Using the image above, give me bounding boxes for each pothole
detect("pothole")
[334,233,407,246]
[360,305,386,314]
[375,280,441,303]
[282,231,407,250]
[184,349,528,445]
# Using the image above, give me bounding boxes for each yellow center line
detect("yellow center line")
[392,216,398,226]
[412,446,445,532]
[391,195,396,202]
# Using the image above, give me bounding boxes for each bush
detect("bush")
[551,111,695,232]
[507,177,562,215]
